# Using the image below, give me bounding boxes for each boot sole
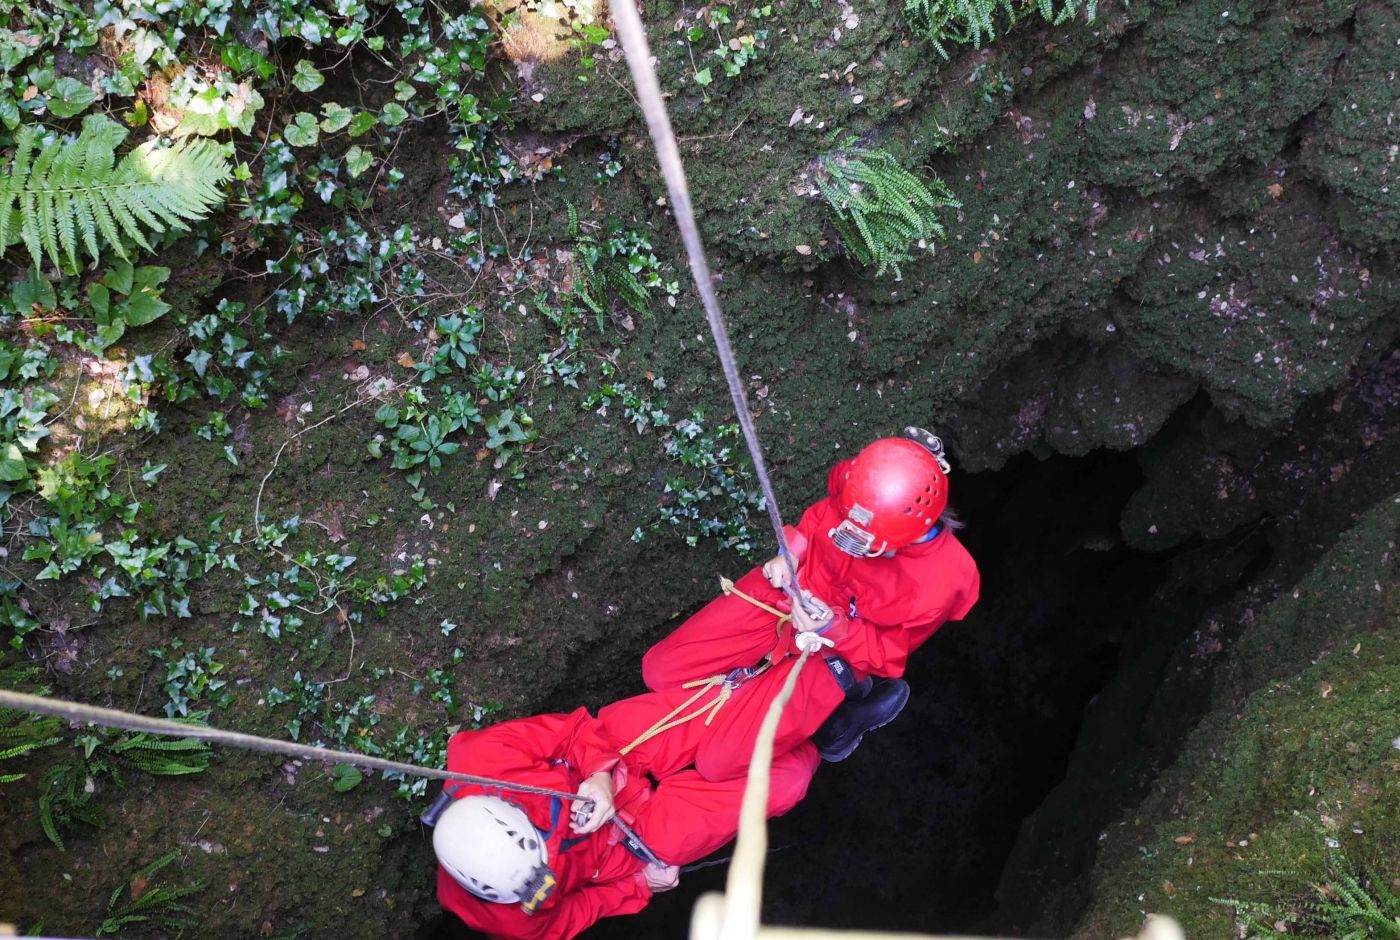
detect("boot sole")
[818,681,911,763]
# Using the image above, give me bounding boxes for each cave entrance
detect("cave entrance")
[563,444,1253,940]
[420,438,1276,939]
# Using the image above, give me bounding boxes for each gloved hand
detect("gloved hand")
[789,590,833,634]
[643,862,680,892]
[570,771,617,834]
[762,554,797,590]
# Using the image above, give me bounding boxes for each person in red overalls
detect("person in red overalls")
[642,429,980,776]
[433,686,819,940]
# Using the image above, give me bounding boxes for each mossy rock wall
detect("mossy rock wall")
[4,0,1400,935]
[1065,494,1400,938]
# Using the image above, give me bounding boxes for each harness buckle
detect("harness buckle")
[722,665,756,690]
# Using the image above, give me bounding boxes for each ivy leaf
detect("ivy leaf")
[104,261,135,294]
[320,102,354,133]
[393,80,416,102]
[185,348,212,378]
[0,443,27,482]
[46,76,98,118]
[86,282,111,319]
[284,112,320,147]
[0,96,20,130]
[694,67,713,87]
[331,763,363,792]
[292,60,325,93]
[378,102,408,127]
[124,287,171,327]
[344,145,374,178]
[347,111,377,137]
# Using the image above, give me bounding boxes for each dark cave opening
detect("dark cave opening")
[423,441,1273,940]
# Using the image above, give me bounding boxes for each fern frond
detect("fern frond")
[905,0,1093,57]
[0,114,231,271]
[818,142,959,278]
[108,731,211,775]
[96,850,203,937]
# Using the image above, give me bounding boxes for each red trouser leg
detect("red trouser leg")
[632,742,820,865]
[597,688,725,780]
[642,567,787,691]
[693,654,845,782]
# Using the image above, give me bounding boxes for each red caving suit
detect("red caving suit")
[642,459,981,781]
[437,691,819,940]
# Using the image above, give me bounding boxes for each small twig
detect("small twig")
[252,398,367,527]
[322,606,357,687]
[678,112,752,143]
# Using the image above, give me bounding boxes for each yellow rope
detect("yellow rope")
[618,676,731,757]
[618,576,792,757]
[720,576,792,623]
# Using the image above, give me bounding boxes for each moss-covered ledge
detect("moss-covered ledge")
[1071,494,1400,938]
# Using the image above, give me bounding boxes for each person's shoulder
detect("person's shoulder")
[904,530,977,571]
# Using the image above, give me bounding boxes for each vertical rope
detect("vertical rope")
[723,649,814,939]
[607,0,805,599]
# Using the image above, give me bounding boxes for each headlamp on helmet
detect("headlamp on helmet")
[829,431,950,557]
[434,795,558,913]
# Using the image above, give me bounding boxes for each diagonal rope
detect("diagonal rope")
[607,0,809,606]
[0,688,591,807]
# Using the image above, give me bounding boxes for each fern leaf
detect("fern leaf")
[819,143,955,278]
[38,788,65,851]
[0,126,35,250]
[0,115,230,270]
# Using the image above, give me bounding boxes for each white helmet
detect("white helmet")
[433,795,556,909]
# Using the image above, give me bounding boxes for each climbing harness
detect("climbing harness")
[616,654,773,758]
[611,572,814,758]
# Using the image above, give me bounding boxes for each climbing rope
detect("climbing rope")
[605,0,821,613]
[0,688,593,810]
[718,646,813,939]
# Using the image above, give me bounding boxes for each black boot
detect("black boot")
[811,679,910,762]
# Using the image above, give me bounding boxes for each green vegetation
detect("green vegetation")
[0,115,230,271]
[904,0,1098,58]
[0,666,63,782]
[95,850,203,937]
[1213,815,1400,939]
[37,720,212,850]
[682,2,774,99]
[816,140,959,278]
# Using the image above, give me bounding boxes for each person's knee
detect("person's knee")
[694,745,743,784]
[641,644,676,691]
[767,744,819,813]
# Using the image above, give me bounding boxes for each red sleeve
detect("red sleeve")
[825,606,939,677]
[822,548,981,678]
[440,868,650,940]
[447,708,620,786]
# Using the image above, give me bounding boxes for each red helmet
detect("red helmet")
[830,435,950,557]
